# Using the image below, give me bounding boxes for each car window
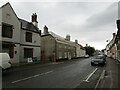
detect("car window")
[93,56,103,59]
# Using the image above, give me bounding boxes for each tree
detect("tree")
[84,46,95,56]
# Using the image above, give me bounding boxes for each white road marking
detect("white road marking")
[83,68,98,82]
[11,70,53,84]
[95,70,105,89]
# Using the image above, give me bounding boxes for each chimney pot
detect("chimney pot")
[44,25,48,34]
[113,33,116,38]
[32,13,37,22]
[66,34,70,41]
[75,40,78,44]
[32,13,38,27]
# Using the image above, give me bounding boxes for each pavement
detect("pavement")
[95,57,120,89]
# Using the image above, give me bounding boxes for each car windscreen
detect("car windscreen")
[92,56,103,59]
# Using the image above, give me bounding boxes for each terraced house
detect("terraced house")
[106,33,117,59]
[41,25,86,62]
[0,3,41,65]
[116,20,120,62]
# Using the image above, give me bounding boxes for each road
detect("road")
[2,58,105,88]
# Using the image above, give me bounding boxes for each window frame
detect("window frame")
[2,23,13,38]
[26,32,32,42]
[24,48,33,58]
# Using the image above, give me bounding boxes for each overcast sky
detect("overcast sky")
[0,0,119,50]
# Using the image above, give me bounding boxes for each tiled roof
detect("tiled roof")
[42,31,74,43]
[19,18,41,34]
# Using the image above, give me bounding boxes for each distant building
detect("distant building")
[115,20,120,62]
[0,2,41,65]
[106,33,117,59]
[75,40,86,58]
[41,25,77,62]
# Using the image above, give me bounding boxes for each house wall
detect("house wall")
[75,44,81,58]
[75,44,86,58]
[1,3,20,64]
[19,46,40,63]
[41,35,76,62]
[80,49,86,57]
[110,45,117,59]
[20,29,41,63]
[41,35,55,62]
[1,4,20,43]
[56,39,76,60]
[20,30,41,46]
[116,43,120,62]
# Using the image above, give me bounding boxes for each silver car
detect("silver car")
[91,55,106,66]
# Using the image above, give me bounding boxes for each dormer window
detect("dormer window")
[26,32,32,42]
[2,23,13,38]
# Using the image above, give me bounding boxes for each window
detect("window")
[59,52,62,59]
[26,32,32,42]
[24,48,33,58]
[64,52,67,58]
[2,24,13,38]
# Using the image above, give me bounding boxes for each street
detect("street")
[2,57,106,88]
[0,1,120,90]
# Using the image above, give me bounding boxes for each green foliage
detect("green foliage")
[84,46,95,56]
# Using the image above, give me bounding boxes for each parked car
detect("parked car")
[85,54,89,58]
[0,53,11,69]
[91,55,106,66]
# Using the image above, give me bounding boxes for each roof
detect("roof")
[42,31,76,44]
[19,18,41,34]
[79,44,85,49]
[0,2,41,34]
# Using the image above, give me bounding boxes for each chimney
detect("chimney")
[113,33,116,38]
[75,40,78,44]
[44,25,48,34]
[66,34,70,41]
[86,44,88,47]
[32,13,38,27]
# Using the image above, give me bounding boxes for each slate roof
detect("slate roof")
[42,31,76,44]
[19,18,41,34]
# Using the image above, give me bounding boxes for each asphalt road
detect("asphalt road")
[2,58,105,88]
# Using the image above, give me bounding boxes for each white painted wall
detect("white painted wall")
[1,3,41,64]
[20,30,41,46]
[76,44,86,58]
[13,44,20,63]
[20,30,41,62]
[76,44,81,57]
[19,46,41,63]
[80,49,86,57]
[2,3,20,43]
[1,3,20,64]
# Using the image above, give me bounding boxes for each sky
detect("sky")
[0,0,119,50]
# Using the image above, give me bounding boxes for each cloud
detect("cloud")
[1,1,118,50]
[84,2,118,29]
